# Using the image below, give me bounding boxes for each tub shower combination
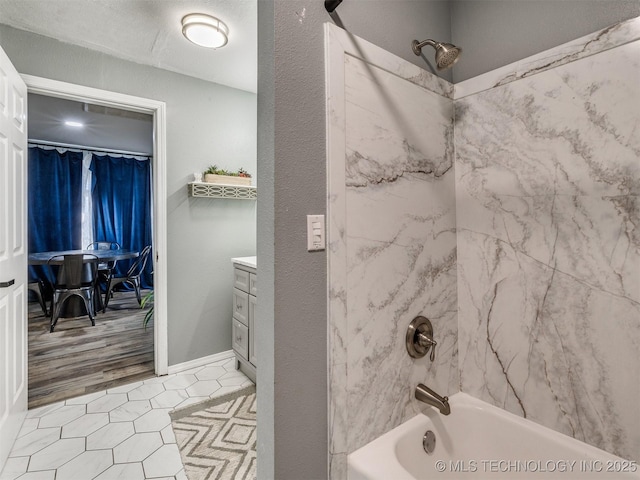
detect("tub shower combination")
[326,15,640,480]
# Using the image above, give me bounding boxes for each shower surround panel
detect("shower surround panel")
[343,56,457,448]
[454,37,640,461]
[325,25,457,477]
[326,15,640,478]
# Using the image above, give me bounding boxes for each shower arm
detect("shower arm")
[412,39,437,56]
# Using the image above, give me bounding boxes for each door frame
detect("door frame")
[22,74,168,375]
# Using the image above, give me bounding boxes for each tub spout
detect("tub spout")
[415,383,450,415]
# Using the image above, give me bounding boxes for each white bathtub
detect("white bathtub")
[348,393,639,479]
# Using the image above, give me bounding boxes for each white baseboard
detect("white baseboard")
[167,350,235,375]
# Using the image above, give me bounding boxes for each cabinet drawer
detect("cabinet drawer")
[249,273,257,296]
[233,288,249,325]
[234,268,250,292]
[232,319,249,360]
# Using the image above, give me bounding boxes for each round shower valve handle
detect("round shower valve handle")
[406,316,437,361]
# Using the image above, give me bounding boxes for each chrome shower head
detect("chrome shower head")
[412,39,462,70]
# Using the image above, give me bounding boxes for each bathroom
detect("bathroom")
[0,1,637,479]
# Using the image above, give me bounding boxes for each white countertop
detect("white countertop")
[231,256,257,269]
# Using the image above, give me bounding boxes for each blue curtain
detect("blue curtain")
[90,155,153,288]
[28,147,83,284]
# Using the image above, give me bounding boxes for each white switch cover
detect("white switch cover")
[307,215,325,251]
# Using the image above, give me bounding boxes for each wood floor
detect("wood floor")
[28,289,155,409]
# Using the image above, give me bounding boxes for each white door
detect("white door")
[0,46,28,472]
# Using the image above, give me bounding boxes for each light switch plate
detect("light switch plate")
[307,214,325,251]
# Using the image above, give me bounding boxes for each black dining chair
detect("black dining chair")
[86,241,121,292]
[103,245,152,312]
[48,254,100,332]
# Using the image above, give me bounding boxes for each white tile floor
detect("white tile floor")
[1,356,253,480]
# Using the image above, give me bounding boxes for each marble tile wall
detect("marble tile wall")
[343,56,458,451]
[454,38,640,461]
[326,25,458,476]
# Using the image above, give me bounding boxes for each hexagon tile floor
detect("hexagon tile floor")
[0,355,253,480]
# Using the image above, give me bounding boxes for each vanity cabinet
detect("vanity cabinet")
[231,257,257,382]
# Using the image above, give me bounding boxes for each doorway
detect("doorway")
[23,75,168,402]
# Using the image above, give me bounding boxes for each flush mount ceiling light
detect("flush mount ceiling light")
[64,120,84,128]
[181,13,229,49]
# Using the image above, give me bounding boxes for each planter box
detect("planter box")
[204,174,251,186]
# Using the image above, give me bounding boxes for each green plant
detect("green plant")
[203,165,252,178]
[141,290,154,329]
[204,164,222,175]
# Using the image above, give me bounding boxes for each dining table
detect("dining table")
[28,249,139,265]
[28,249,139,318]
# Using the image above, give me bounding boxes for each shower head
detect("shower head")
[411,39,462,70]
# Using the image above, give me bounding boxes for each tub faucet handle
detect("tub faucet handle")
[406,316,437,361]
[418,332,437,361]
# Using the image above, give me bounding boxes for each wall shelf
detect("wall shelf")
[188,182,257,200]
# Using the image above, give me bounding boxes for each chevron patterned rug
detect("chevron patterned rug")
[170,385,256,480]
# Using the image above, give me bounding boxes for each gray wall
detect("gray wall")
[451,0,640,82]
[0,25,257,366]
[256,0,275,477]
[327,0,453,81]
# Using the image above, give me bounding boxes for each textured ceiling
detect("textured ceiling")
[0,0,257,93]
